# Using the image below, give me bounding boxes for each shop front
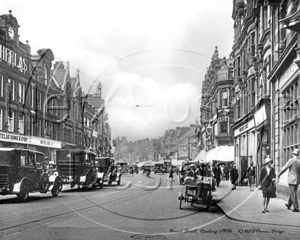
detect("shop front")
[254,100,271,180]
[0,132,62,162]
[233,118,256,185]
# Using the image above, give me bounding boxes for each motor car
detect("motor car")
[56,149,102,190]
[0,148,61,202]
[96,157,121,185]
[153,163,164,174]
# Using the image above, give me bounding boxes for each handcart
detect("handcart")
[178,177,215,209]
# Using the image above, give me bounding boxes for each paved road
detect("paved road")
[1,172,299,240]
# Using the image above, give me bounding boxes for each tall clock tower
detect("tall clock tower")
[0,10,20,45]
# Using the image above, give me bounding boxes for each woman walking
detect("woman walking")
[259,157,276,213]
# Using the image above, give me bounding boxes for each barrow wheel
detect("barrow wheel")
[206,192,213,208]
[17,185,29,202]
[179,195,183,209]
[51,181,60,197]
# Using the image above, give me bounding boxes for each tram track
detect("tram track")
[0,185,146,233]
[0,178,140,220]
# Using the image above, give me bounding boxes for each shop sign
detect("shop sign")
[0,44,28,73]
[30,137,62,149]
[234,119,255,137]
[217,67,228,81]
[0,132,29,144]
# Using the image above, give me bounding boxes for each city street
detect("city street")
[1,173,299,240]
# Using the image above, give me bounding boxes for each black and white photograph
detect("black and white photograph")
[1,0,300,239]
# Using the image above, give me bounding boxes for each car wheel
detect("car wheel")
[17,185,29,202]
[51,182,60,197]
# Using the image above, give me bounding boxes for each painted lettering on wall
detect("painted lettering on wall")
[0,44,28,73]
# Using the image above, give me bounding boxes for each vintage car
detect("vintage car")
[56,149,103,189]
[153,162,164,174]
[96,157,121,185]
[0,148,61,202]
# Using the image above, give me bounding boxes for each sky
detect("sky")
[2,0,234,142]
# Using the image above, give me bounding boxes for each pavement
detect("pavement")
[214,180,300,227]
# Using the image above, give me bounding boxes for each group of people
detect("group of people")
[177,162,239,191]
[247,149,300,214]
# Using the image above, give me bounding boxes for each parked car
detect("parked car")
[56,149,102,190]
[96,157,121,186]
[0,148,61,202]
[153,163,164,174]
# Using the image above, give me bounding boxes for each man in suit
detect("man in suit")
[277,149,300,212]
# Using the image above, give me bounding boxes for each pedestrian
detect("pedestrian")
[168,166,174,181]
[215,164,222,187]
[277,149,300,212]
[247,162,256,191]
[230,164,239,190]
[259,157,276,213]
[223,163,229,181]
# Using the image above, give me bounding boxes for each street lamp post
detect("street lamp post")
[204,123,213,164]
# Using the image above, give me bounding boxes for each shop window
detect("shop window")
[19,113,24,134]
[8,110,14,132]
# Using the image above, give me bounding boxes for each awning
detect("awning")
[199,146,234,163]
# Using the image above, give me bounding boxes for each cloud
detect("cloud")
[105,72,200,141]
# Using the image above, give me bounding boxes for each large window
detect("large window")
[220,121,227,135]
[0,108,3,130]
[8,110,14,132]
[19,83,25,104]
[249,78,256,109]
[221,91,228,108]
[37,91,42,110]
[19,113,24,134]
[8,79,15,101]
[31,84,35,108]
[0,76,3,97]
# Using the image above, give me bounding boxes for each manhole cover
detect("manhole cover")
[129,234,168,240]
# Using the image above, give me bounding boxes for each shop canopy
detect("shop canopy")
[115,159,127,164]
[197,146,234,163]
[191,149,205,163]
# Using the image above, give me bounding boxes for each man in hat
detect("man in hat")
[277,149,300,212]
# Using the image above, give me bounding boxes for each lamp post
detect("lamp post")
[204,123,213,164]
